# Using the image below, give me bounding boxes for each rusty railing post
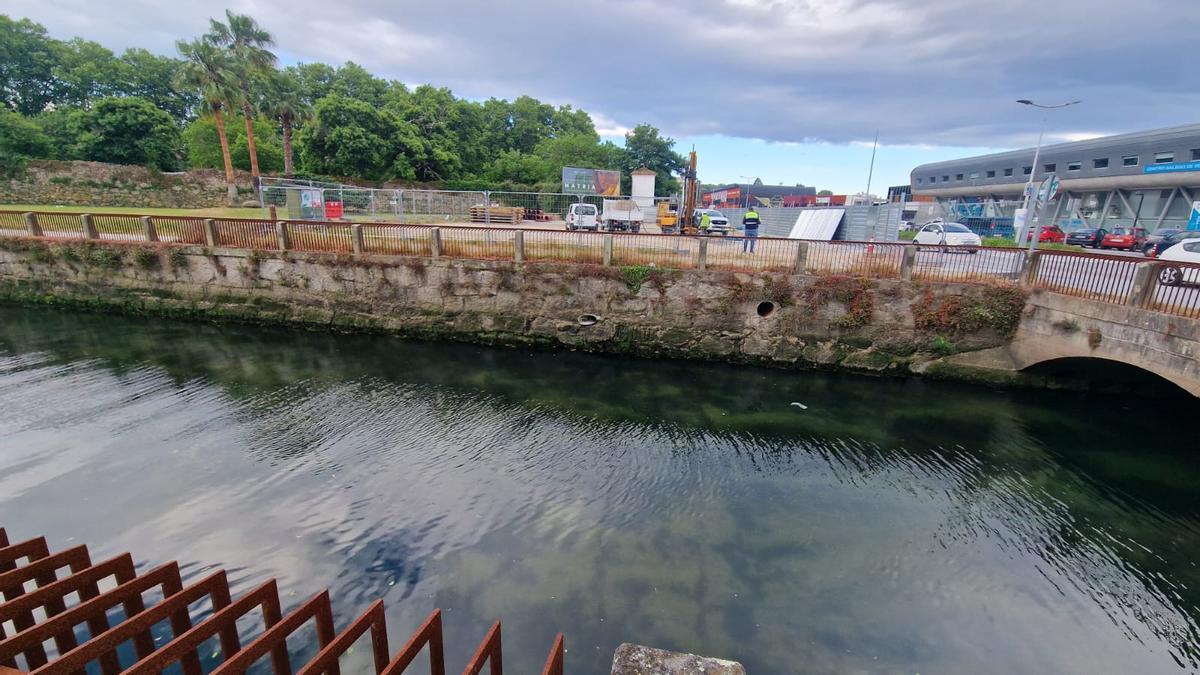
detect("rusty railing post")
[793,241,809,274]
[275,221,291,251]
[513,230,525,263]
[80,214,98,239]
[1127,261,1161,308]
[697,237,708,271]
[602,234,614,266]
[141,216,158,242]
[900,244,917,281]
[203,219,219,248]
[24,212,42,237]
[430,227,442,257]
[351,223,364,254]
[1018,249,1042,286]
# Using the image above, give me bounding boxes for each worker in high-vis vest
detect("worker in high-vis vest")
[742,208,761,253]
[699,212,712,233]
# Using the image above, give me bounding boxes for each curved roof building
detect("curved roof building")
[910,124,1200,231]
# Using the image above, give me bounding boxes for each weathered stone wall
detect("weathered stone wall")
[1,160,254,208]
[0,237,1035,384]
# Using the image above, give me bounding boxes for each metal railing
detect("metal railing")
[4,210,1200,321]
[0,527,565,674]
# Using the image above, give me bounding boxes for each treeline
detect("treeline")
[0,12,684,203]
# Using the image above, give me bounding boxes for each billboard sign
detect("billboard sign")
[1189,201,1200,231]
[1144,161,1200,174]
[562,167,621,196]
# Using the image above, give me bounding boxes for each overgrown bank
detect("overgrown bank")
[0,236,1057,389]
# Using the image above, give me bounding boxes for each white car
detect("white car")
[1157,239,1200,286]
[566,203,599,231]
[693,209,732,235]
[912,221,982,252]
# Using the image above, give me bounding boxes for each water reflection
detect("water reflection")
[0,306,1198,673]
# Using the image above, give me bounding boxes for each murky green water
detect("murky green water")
[2,305,1199,673]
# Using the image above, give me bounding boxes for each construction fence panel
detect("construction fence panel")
[488,192,582,226]
[361,224,433,257]
[804,241,905,278]
[911,246,1026,283]
[213,219,279,251]
[439,226,517,260]
[1144,261,1200,319]
[401,190,486,224]
[261,185,403,222]
[1031,250,1140,303]
[523,229,605,264]
[611,233,699,269]
[704,235,800,273]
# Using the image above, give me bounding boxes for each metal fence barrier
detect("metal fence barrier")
[0,527,565,675]
[4,210,1200,321]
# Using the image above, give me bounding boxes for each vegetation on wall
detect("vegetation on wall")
[912,284,1027,337]
[804,274,876,329]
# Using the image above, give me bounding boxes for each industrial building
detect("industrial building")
[910,123,1200,232]
[702,183,818,208]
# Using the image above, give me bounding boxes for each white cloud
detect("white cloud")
[8,0,1200,149]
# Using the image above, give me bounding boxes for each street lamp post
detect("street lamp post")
[1016,99,1080,252]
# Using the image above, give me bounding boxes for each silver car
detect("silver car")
[694,209,732,235]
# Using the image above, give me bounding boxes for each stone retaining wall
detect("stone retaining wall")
[1,160,254,208]
[0,236,1040,385]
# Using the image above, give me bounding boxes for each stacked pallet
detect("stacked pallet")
[470,205,524,224]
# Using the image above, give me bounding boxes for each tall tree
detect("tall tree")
[175,38,239,204]
[0,15,57,114]
[205,11,276,179]
[118,48,196,124]
[259,70,309,177]
[68,97,181,169]
[622,124,685,196]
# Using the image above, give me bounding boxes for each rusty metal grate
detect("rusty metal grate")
[0,528,564,674]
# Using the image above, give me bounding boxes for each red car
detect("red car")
[1100,227,1148,251]
[1026,225,1066,244]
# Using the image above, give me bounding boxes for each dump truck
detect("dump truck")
[601,199,644,233]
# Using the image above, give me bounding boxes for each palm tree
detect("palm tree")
[175,38,239,206]
[260,71,310,178]
[206,11,276,180]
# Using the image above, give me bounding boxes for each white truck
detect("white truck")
[600,199,644,233]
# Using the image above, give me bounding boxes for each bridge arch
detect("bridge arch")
[1019,356,1195,398]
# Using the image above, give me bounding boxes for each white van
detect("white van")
[566,203,599,231]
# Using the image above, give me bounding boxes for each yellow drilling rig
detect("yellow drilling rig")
[656,149,701,235]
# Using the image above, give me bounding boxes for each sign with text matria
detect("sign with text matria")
[562,167,621,196]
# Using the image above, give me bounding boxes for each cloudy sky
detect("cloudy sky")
[9,0,1199,193]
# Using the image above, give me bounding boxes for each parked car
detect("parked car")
[565,203,599,231]
[1142,228,1184,255]
[1100,227,1148,251]
[1025,225,1066,244]
[912,221,981,252]
[1157,239,1200,286]
[1147,230,1200,258]
[693,208,732,235]
[1065,228,1106,248]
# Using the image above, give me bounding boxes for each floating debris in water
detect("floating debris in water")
[790,402,808,409]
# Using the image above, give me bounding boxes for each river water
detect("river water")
[1,305,1199,673]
